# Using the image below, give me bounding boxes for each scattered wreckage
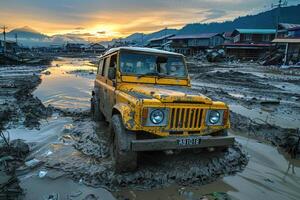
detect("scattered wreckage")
[91,47,235,172]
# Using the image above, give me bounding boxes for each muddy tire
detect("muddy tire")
[91,95,105,121]
[111,114,137,173]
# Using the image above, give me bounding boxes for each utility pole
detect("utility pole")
[1,25,8,54]
[271,0,288,38]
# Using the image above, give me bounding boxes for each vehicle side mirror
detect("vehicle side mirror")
[108,67,116,80]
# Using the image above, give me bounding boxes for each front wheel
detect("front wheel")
[111,114,137,173]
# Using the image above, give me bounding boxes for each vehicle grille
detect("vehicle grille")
[169,108,203,130]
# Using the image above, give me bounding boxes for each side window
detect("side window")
[110,54,117,69]
[103,56,111,77]
[97,59,103,75]
[108,54,117,80]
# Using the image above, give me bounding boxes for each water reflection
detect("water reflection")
[34,57,97,111]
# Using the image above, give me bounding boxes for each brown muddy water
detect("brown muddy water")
[4,58,300,200]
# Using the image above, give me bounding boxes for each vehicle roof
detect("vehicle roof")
[102,47,183,57]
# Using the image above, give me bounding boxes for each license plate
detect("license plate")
[177,137,201,146]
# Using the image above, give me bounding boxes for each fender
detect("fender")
[113,103,136,129]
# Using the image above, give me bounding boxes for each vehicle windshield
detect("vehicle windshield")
[120,51,187,78]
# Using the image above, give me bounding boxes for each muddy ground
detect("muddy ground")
[0,57,300,200]
[188,59,300,157]
[0,65,53,130]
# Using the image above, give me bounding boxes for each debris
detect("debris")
[43,71,51,75]
[25,158,42,168]
[43,150,53,157]
[44,193,59,200]
[38,170,48,178]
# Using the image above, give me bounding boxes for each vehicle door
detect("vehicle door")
[95,57,108,116]
[102,53,117,119]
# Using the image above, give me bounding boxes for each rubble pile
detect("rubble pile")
[206,49,226,63]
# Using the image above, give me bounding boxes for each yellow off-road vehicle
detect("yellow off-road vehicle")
[91,47,234,172]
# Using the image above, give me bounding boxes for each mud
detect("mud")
[0,138,30,199]
[40,119,248,191]
[230,112,300,158]
[0,65,53,131]
[189,60,300,156]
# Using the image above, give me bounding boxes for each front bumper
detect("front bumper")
[131,135,235,151]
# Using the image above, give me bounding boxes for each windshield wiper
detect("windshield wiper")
[137,72,159,78]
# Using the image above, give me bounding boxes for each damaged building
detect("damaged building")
[85,43,106,54]
[223,29,276,60]
[0,40,19,54]
[273,23,300,65]
[169,33,225,55]
[147,34,175,51]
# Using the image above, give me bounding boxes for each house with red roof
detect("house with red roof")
[223,29,276,60]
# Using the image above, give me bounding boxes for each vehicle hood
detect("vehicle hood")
[119,84,212,104]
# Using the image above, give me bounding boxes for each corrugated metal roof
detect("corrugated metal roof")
[288,26,300,31]
[235,29,276,34]
[272,38,300,43]
[279,23,300,30]
[169,33,220,40]
[223,32,233,38]
[148,34,175,42]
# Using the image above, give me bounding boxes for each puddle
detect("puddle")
[33,58,97,111]
[117,136,300,200]
[20,175,115,200]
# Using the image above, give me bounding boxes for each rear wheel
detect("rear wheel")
[91,95,105,121]
[110,114,137,173]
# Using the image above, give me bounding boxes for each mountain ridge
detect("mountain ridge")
[1,4,300,47]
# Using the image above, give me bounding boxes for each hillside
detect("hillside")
[178,4,300,35]
[6,26,48,39]
[123,29,178,43]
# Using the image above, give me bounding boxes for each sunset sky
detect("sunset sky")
[1,0,300,41]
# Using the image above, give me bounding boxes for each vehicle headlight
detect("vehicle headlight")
[206,110,224,125]
[150,109,164,124]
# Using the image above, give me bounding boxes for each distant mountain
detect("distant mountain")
[110,29,178,46]
[177,4,300,35]
[0,26,87,47]
[142,29,178,42]
[6,26,48,39]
